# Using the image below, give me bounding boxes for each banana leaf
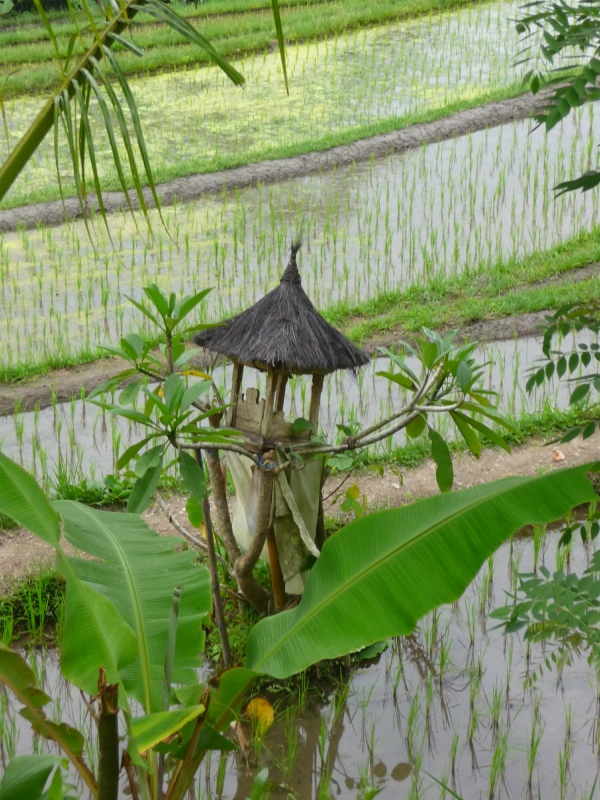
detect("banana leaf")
[54,501,211,713]
[247,463,599,678]
[0,755,63,800]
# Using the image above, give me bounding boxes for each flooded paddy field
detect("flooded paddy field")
[2,102,599,376]
[0,333,586,486]
[0,0,529,207]
[3,526,598,799]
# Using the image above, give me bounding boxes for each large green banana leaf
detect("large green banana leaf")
[246,463,598,678]
[0,755,64,800]
[54,501,211,714]
[59,556,138,705]
[0,451,59,546]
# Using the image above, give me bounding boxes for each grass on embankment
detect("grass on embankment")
[0,0,483,97]
[325,227,600,344]
[1,226,599,384]
[0,568,64,644]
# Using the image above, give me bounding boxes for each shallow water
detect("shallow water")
[2,99,600,374]
[1,0,525,205]
[0,332,587,484]
[3,527,599,799]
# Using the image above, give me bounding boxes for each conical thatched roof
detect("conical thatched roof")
[195,242,369,374]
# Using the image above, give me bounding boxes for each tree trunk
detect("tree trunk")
[97,668,120,800]
[204,450,270,615]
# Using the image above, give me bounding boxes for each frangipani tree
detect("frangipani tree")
[87,277,520,619]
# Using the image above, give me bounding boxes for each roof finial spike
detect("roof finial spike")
[281,238,302,285]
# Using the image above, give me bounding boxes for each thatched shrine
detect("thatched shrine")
[195,241,369,606]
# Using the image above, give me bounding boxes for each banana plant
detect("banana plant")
[0,449,598,794]
[0,449,255,800]
[0,0,287,224]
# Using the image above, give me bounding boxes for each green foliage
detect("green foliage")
[0,571,65,644]
[0,453,240,800]
[0,754,72,800]
[525,302,600,442]
[492,548,600,679]
[88,284,238,515]
[517,0,600,194]
[246,463,597,679]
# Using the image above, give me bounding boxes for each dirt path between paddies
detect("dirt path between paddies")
[1,427,599,586]
[0,89,555,233]
[2,259,599,416]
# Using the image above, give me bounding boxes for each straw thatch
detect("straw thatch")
[195,242,370,374]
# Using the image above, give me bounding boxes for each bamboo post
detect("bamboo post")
[309,373,324,430]
[275,372,288,413]
[258,377,286,609]
[260,370,277,437]
[195,450,232,670]
[227,362,244,427]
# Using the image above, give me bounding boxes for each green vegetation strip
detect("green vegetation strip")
[0,0,486,97]
[0,569,65,644]
[1,229,598,385]
[326,228,600,344]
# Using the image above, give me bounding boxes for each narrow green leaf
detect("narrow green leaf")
[128,457,163,514]
[135,444,166,479]
[124,293,161,329]
[406,414,427,439]
[164,374,186,411]
[132,0,244,86]
[106,31,145,57]
[186,497,204,528]
[181,381,212,412]
[131,706,205,753]
[0,755,62,800]
[376,371,414,390]
[570,383,590,405]
[173,289,212,322]
[453,411,511,453]
[119,380,143,407]
[270,0,289,95]
[450,411,482,458]
[101,46,165,222]
[143,284,169,317]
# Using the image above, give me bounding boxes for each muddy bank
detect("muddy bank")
[0,304,564,415]
[1,425,599,585]
[0,90,554,233]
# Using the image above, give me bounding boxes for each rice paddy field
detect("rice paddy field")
[2,0,600,797]
[1,0,531,208]
[2,100,600,376]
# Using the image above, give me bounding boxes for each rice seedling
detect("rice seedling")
[526,693,544,795]
[488,723,510,798]
[406,692,421,761]
[533,523,547,573]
